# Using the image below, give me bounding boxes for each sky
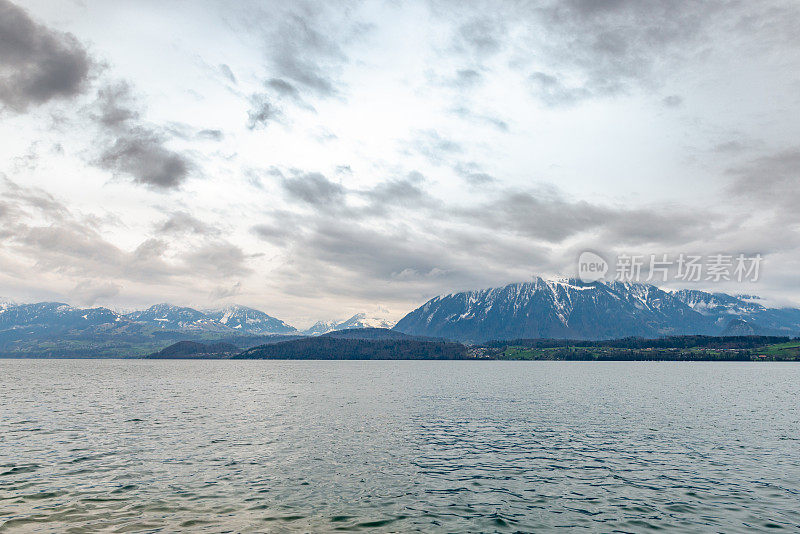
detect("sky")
[1,0,799,328]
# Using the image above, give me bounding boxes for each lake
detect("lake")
[1,360,799,532]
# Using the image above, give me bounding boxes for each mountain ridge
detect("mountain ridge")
[392,278,800,342]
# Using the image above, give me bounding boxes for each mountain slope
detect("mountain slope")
[393,279,800,342]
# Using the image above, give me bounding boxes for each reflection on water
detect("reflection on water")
[1,359,799,532]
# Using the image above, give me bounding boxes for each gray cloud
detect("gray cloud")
[453,161,496,185]
[196,129,224,141]
[181,241,252,278]
[0,0,93,111]
[662,94,683,107]
[92,82,192,189]
[410,129,463,165]
[155,212,220,236]
[449,188,715,246]
[218,63,237,84]
[282,172,344,206]
[452,16,506,57]
[70,279,121,306]
[247,93,282,129]
[528,72,592,107]
[210,281,242,301]
[726,148,800,214]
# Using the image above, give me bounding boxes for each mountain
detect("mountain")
[672,289,800,335]
[0,301,297,357]
[303,313,395,335]
[393,278,800,342]
[336,312,395,330]
[125,304,229,332]
[204,305,297,335]
[0,302,126,332]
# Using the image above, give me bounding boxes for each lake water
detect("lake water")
[1,360,799,532]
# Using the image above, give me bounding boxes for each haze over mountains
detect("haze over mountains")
[1,278,799,356]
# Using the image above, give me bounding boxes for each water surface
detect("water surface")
[1,360,799,532]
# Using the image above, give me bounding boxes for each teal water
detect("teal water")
[1,360,799,532]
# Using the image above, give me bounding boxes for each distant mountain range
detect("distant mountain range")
[393,278,800,342]
[3,278,799,356]
[0,301,395,357]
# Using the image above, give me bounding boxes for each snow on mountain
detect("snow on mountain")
[204,305,297,335]
[303,313,396,335]
[125,304,229,332]
[394,278,800,342]
[303,320,339,336]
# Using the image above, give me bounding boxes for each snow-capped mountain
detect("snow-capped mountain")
[336,313,395,330]
[204,305,297,335]
[302,313,396,335]
[393,278,800,342]
[0,302,126,331]
[303,320,339,335]
[125,304,229,332]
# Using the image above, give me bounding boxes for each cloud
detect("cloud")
[196,129,224,141]
[181,241,252,278]
[92,82,192,189]
[726,148,800,215]
[155,211,220,236]
[448,188,715,245]
[0,0,93,111]
[246,93,282,129]
[70,279,121,306]
[410,129,463,165]
[528,72,592,107]
[209,281,242,301]
[450,106,508,131]
[218,63,237,84]
[452,16,506,57]
[662,94,683,107]
[282,172,344,206]
[453,162,496,185]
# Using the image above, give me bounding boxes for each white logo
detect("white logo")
[577,251,609,283]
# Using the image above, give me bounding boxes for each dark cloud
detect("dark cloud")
[92,82,192,189]
[662,94,683,107]
[0,0,93,111]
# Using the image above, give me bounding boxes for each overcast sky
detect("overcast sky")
[1,0,799,326]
